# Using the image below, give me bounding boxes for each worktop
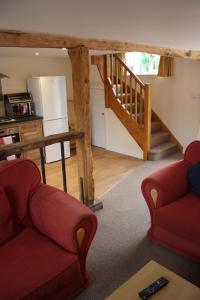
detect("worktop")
[0,115,43,126]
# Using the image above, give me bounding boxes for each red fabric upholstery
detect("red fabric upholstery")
[0,159,41,223]
[0,228,83,300]
[0,159,97,300]
[30,184,98,279]
[184,140,200,165]
[156,192,200,242]
[0,186,14,244]
[30,184,97,254]
[142,160,190,209]
[142,141,200,262]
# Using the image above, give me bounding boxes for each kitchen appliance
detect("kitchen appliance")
[27,76,70,163]
[4,92,35,118]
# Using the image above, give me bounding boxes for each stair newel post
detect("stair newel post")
[111,54,114,84]
[115,59,119,99]
[143,83,152,160]
[104,55,110,108]
[120,64,123,104]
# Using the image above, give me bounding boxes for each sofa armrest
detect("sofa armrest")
[29,184,97,256]
[141,160,190,210]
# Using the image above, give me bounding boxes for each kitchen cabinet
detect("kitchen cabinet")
[0,117,43,163]
[19,119,43,162]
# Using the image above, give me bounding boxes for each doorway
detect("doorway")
[90,84,106,148]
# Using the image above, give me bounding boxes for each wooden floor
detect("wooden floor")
[45,147,143,199]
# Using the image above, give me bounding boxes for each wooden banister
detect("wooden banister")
[0,131,84,158]
[107,54,152,160]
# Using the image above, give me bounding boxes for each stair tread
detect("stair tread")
[149,142,177,153]
[151,131,169,138]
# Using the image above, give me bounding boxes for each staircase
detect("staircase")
[92,54,182,160]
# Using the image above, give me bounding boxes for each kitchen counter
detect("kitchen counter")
[0,115,43,125]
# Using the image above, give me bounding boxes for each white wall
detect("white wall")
[0,56,73,115]
[140,58,200,151]
[105,109,143,158]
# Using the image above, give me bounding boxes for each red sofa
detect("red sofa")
[142,141,200,262]
[0,159,97,300]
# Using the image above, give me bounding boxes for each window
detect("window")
[125,52,160,75]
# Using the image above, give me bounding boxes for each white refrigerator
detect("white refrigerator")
[27,76,70,163]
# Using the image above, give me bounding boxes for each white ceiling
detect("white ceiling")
[0,47,118,58]
[0,0,200,50]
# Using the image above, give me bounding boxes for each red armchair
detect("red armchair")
[0,159,97,300]
[142,141,200,262]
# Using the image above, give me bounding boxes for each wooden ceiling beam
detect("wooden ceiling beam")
[0,30,200,59]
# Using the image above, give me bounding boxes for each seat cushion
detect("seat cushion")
[156,192,200,243]
[0,186,14,244]
[0,227,83,300]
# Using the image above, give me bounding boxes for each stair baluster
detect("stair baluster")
[115,59,119,99]
[120,65,123,104]
[135,81,138,122]
[124,70,128,110]
[129,76,133,115]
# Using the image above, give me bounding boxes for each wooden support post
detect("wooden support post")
[69,46,95,206]
[143,83,152,160]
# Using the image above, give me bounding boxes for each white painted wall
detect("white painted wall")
[139,58,200,151]
[0,56,73,115]
[105,109,143,158]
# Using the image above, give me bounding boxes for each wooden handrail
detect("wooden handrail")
[0,131,84,158]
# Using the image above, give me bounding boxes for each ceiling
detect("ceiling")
[0,0,200,51]
[0,47,118,58]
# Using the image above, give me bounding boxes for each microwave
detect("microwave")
[4,93,36,118]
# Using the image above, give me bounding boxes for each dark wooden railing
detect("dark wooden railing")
[0,131,84,197]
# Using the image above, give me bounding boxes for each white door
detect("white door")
[90,87,106,148]
[43,118,70,163]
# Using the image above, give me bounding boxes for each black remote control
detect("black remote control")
[138,277,169,299]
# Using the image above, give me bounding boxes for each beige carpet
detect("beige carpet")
[76,154,200,300]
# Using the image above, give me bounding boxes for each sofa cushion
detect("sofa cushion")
[156,192,200,243]
[0,186,14,245]
[187,161,200,195]
[0,227,83,300]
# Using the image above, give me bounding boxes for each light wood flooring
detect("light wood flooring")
[45,147,143,199]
